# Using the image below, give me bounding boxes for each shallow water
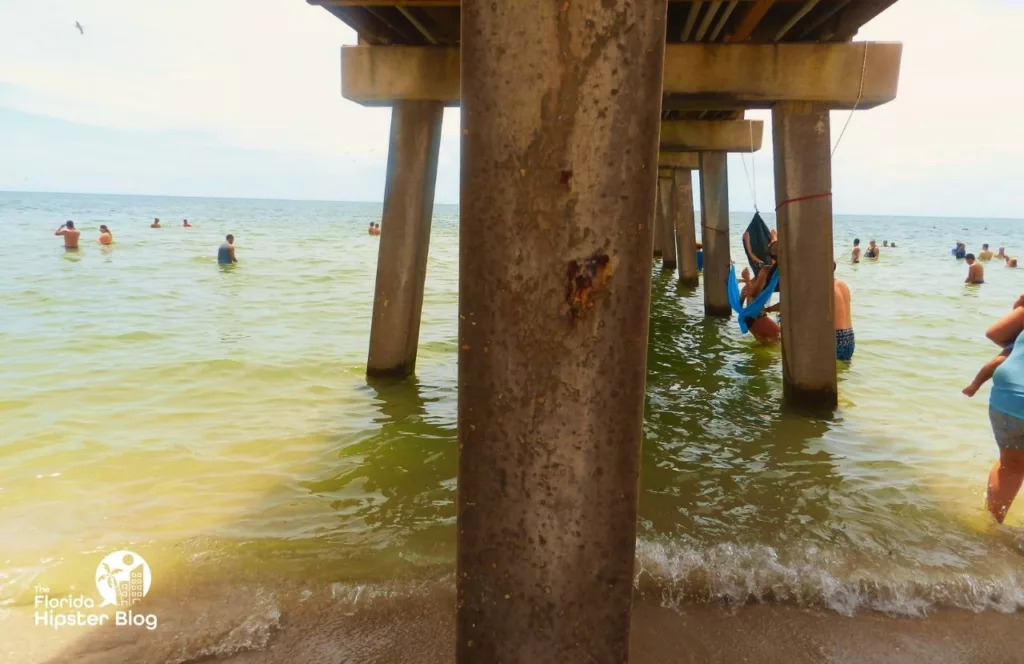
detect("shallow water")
[2,191,1024,658]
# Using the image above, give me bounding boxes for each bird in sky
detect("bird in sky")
[75,21,84,35]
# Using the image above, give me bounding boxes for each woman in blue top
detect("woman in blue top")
[984,296,1024,522]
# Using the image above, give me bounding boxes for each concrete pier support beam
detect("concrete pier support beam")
[673,168,699,287]
[366,100,443,378]
[652,191,664,258]
[458,0,668,661]
[700,151,730,317]
[658,172,677,271]
[772,101,838,409]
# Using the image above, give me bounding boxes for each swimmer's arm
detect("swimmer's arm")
[743,232,763,266]
[54,227,66,236]
[228,246,237,263]
[986,307,1024,347]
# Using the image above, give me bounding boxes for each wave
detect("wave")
[635,539,1024,617]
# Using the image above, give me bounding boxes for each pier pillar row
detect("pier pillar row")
[773,101,838,409]
[700,151,730,318]
[458,0,668,661]
[673,168,699,287]
[658,170,677,271]
[366,100,443,378]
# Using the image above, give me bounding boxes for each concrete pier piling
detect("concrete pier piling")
[652,191,664,259]
[673,168,699,287]
[773,101,838,409]
[658,172,677,271]
[699,151,730,318]
[366,100,443,378]
[457,0,668,660]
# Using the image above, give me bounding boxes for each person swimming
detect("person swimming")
[954,243,967,259]
[151,217,161,229]
[183,219,192,228]
[55,220,81,249]
[865,240,880,259]
[979,244,994,261]
[98,225,113,245]
[966,254,985,284]
[218,234,237,265]
[851,238,861,263]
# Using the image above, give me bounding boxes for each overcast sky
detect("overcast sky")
[0,0,1021,217]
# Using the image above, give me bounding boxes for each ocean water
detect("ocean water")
[2,190,1024,661]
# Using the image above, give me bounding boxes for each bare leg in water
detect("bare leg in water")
[987,448,1024,523]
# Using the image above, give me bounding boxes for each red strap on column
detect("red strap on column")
[775,192,832,211]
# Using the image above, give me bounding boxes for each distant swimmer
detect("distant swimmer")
[883,240,889,247]
[369,222,381,236]
[954,243,967,260]
[54,220,81,249]
[890,242,898,248]
[865,240,880,259]
[183,219,192,228]
[834,263,855,362]
[851,238,861,263]
[1007,256,1019,269]
[998,247,1008,260]
[218,234,237,265]
[98,225,113,245]
[367,222,375,235]
[151,218,161,229]
[979,244,995,261]
[966,254,985,284]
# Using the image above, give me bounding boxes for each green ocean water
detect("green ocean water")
[2,191,1024,659]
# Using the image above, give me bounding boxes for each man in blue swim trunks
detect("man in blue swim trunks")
[218,234,237,265]
[834,262,854,362]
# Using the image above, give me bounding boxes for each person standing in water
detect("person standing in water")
[979,244,994,261]
[151,218,161,228]
[966,254,985,284]
[54,221,81,249]
[851,238,861,263]
[834,263,855,362]
[218,234,237,265]
[865,240,880,259]
[998,247,1008,260]
[183,219,192,228]
[981,300,1024,523]
[98,225,113,245]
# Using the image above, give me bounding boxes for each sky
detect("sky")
[0,0,1021,217]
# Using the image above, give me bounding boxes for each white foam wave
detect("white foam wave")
[636,539,1024,617]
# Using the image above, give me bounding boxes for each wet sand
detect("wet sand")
[5,577,1023,664]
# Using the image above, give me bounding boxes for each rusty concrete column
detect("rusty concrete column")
[773,102,837,409]
[700,151,730,317]
[366,100,444,378]
[459,1,667,661]
[658,172,677,271]
[652,186,664,258]
[673,168,698,287]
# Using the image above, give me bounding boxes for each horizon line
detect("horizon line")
[1,189,1021,222]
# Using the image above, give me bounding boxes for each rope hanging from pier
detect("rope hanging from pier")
[831,42,869,158]
[739,120,759,212]
[775,192,832,211]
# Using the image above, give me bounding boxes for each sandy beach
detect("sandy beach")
[6,578,1023,664]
